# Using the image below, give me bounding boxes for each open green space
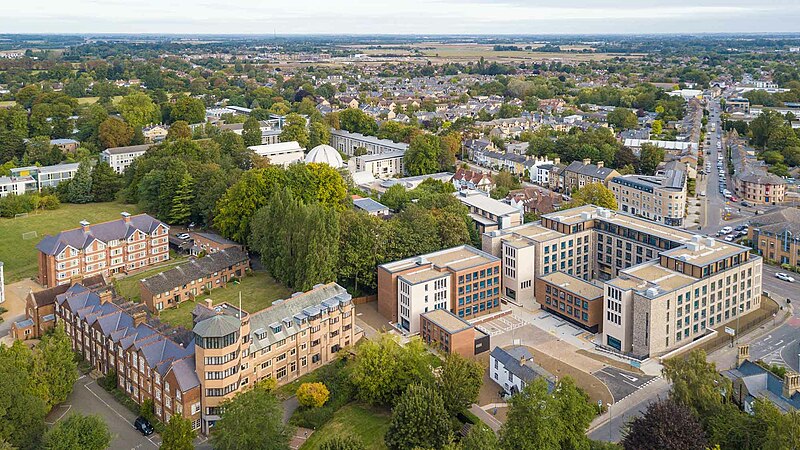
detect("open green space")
[155,271,291,330]
[299,403,391,450]
[114,256,188,302]
[0,201,142,283]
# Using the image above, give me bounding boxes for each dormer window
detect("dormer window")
[270,324,282,334]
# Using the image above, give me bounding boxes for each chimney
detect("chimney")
[79,220,90,232]
[597,161,604,168]
[737,344,750,367]
[205,298,213,309]
[99,289,113,304]
[132,310,147,327]
[582,158,591,166]
[554,157,560,165]
[783,372,800,399]
[121,211,131,223]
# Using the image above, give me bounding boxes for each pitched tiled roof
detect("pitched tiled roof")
[140,248,248,295]
[36,214,165,256]
[564,161,616,179]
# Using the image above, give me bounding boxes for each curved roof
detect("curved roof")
[193,314,240,338]
[305,144,343,168]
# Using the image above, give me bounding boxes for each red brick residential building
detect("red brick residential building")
[36,212,169,288]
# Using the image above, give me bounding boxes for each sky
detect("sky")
[1,0,799,35]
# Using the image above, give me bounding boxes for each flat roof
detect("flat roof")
[421,309,473,334]
[399,268,449,285]
[380,245,499,274]
[456,191,519,217]
[357,150,406,162]
[539,271,603,299]
[661,238,746,266]
[621,262,696,296]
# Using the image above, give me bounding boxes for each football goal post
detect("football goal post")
[22,231,38,240]
[14,213,28,219]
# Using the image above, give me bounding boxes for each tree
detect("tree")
[296,382,330,408]
[437,353,483,416]
[461,423,499,450]
[43,414,111,450]
[338,210,385,292]
[405,134,442,176]
[170,96,206,124]
[384,384,452,450]
[118,92,160,129]
[379,184,410,211]
[753,399,800,450]
[309,121,331,149]
[499,377,594,450]
[566,183,617,210]
[169,172,194,225]
[319,435,366,450]
[607,108,638,130]
[349,334,434,406]
[30,325,77,408]
[651,119,663,135]
[0,341,47,450]
[166,120,192,141]
[210,388,291,450]
[90,161,122,202]
[639,143,665,175]
[621,399,707,450]
[614,146,638,170]
[339,108,377,135]
[98,117,133,149]
[160,414,195,450]
[242,117,262,147]
[661,350,730,420]
[214,166,287,243]
[62,160,93,204]
[279,113,310,149]
[749,109,785,148]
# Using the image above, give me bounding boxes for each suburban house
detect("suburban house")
[451,168,494,193]
[50,138,80,153]
[353,197,390,216]
[724,345,800,413]
[35,212,169,288]
[489,346,555,396]
[139,248,250,312]
[560,159,620,193]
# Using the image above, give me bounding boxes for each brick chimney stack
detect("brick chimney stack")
[80,220,90,232]
[132,310,147,327]
[737,344,750,367]
[597,161,604,168]
[582,158,591,165]
[121,211,131,224]
[783,372,800,399]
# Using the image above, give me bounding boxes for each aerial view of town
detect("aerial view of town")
[1,1,800,449]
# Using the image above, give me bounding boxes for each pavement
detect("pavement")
[0,278,41,340]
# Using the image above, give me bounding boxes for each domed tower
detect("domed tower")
[305,144,344,169]
[193,305,249,434]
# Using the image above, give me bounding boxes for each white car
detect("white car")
[177,233,191,240]
[724,235,734,242]
[720,226,733,234]
[776,273,795,283]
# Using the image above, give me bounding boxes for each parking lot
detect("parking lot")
[50,376,211,450]
[592,367,657,403]
[475,314,525,336]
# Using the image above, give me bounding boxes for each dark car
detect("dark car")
[134,416,154,436]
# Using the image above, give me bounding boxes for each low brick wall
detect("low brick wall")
[352,294,377,305]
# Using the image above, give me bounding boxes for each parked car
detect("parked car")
[776,273,796,283]
[177,233,191,240]
[734,225,745,232]
[741,201,752,207]
[134,417,154,436]
[720,226,733,234]
[724,235,734,242]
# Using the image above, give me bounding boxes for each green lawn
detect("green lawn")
[299,403,391,450]
[0,202,142,283]
[114,256,188,302]
[155,271,291,330]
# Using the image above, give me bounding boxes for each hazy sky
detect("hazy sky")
[1,0,799,34]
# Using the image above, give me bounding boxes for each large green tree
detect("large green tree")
[210,388,290,450]
[309,121,331,149]
[279,113,310,149]
[90,161,122,202]
[661,350,730,420]
[384,384,452,450]
[118,92,161,129]
[405,133,443,176]
[499,377,595,450]
[43,414,111,450]
[437,353,484,416]
[461,423,499,450]
[565,183,618,210]
[338,210,385,292]
[339,108,377,135]
[170,96,206,124]
[607,108,639,130]
[160,414,195,450]
[621,399,707,450]
[0,341,47,450]
[98,117,133,149]
[31,325,77,408]
[639,143,665,175]
[168,172,195,225]
[242,117,262,147]
[62,160,93,204]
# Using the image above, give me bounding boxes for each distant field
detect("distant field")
[76,96,123,105]
[0,201,141,283]
[155,271,291,330]
[345,42,637,62]
[0,100,16,107]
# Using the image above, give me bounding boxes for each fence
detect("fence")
[352,294,377,305]
[691,295,782,355]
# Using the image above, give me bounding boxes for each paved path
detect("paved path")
[469,404,503,432]
[587,377,670,442]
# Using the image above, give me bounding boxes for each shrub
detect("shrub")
[296,382,330,408]
[289,360,355,429]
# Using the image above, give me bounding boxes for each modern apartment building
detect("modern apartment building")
[248,142,305,167]
[483,205,763,357]
[609,168,687,226]
[377,245,502,332]
[10,163,80,191]
[455,190,523,234]
[352,150,406,178]
[139,249,250,312]
[45,279,359,436]
[100,144,152,174]
[330,129,409,157]
[748,207,800,266]
[535,271,604,332]
[419,309,490,358]
[0,175,36,197]
[36,212,169,288]
[192,282,359,433]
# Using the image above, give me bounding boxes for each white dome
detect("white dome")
[305,144,343,168]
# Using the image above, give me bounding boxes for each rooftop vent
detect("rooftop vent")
[692,235,703,243]
[705,237,715,247]
[645,287,659,297]
[687,242,700,251]
[580,212,592,220]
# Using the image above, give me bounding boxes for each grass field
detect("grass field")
[155,271,291,330]
[0,202,142,283]
[299,403,391,450]
[345,42,639,62]
[76,96,123,105]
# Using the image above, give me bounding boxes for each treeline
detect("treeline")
[576,84,686,120]
[746,109,800,175]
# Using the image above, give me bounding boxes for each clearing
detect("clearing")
[154,271,291,330]
[299,403,391,450]
[0,202,142,283]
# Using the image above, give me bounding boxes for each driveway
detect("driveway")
[592,367,656,403]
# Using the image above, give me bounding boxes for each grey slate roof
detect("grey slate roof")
[564,161,616,179]
[36,214,166,256]
[353,197,389,213]
[140,248,248,295]
[491,346,555,391]
[193,314,241,338]
[751,207,800,236]
[723,360,800,412]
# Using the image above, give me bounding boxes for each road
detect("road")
[588,378,670,442]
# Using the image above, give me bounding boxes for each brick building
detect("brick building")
[420,309,490,358]
[36,212,169,288]
[139,249,250,312]
[535,271,604,333]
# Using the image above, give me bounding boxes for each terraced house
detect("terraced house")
[36,213,169,288]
